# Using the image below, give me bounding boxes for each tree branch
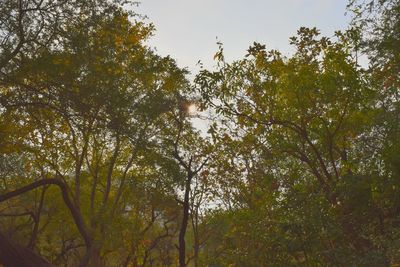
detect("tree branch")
[0,178,92,249]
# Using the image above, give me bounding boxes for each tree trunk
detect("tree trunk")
[88,246,102,267]
[0,179,93,267]
[0,232,52,267]
[28,187,47,249]
[178,173,192,267]
[0,179,92,250]
[192,210,200,267]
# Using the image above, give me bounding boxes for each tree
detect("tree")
[0,6,190,266]
[195,27,394,264]
[1,0,399,265]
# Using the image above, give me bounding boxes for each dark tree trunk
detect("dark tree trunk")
[178,173,192,267]
[0,179,93,267]
[192,210,200,267]
[0,179,92,249]
[28,187,47,249]
[0,232,52,267]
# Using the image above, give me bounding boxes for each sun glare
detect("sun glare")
[187,103,197,115]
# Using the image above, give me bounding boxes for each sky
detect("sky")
[136,0,352,73]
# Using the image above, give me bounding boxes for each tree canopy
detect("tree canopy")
[0,0,399,266]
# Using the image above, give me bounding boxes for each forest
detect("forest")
[0,0,399,266]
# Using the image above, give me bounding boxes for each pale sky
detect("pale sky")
[137,0,351,73]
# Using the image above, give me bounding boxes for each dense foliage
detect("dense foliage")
[0,0,399,266]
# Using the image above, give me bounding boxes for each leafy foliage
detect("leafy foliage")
[0,0,399,266]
